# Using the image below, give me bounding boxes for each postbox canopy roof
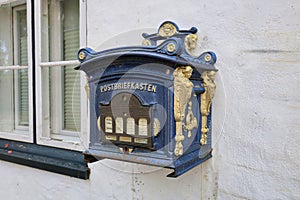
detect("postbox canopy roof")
[75,21,218,76]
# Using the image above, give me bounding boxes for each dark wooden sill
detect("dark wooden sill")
[0,139,90,179]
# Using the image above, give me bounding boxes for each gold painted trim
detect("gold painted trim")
[204,53,212,62]
[134,138,148,144]
[104,117,113,133]
[184,34,198,51]
[115,117,124,134]
[128,147,133,153]
[119,147,124,153]
[184,101,198,138]
[167,43,176,52]
[105,135,117,141]
[138,118,148,136]
[79,51,86,60]
[119,136,132,143]
[173,66,194,156]
[153,118,161,137]
[200,71,216,145]
[142,39,151,46]
[97,116,101,130]
[158,22,177,37]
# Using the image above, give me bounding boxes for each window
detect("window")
[0,0,89,179]
[0,2,33,142]
[0,0,87,147]
[35,0,88,150]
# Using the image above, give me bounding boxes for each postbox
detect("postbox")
[76,21,218,177]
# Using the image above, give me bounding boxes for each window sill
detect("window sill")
[0,138,90,179]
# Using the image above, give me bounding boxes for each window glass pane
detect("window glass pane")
[62,0,80,131]
[0,6,12,66]
[0,6,13,133]
[0,5,29,133]
[17,9,27,65]
[16,9,29,126]
[18,69,29,126]
[0,70,14,132]
[41,0,81,134]
[41,64,81,134]
[0,5,29,134]
[63,66,80,131]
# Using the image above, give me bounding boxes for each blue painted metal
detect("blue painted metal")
[76,21,217,177]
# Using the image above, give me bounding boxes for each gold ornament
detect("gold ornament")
[158,22,177,37]
[142,39,151,46]
[184,34,198,50]
[153,118,161,137]
[79,51,86,60]
[184,101,198,138]
[204,53,212,62]
[200,71,216,145]
[167,43,176,52]
[173,66,194,156]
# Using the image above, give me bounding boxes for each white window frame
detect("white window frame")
[35,0,88,151]
[0,0,33,143]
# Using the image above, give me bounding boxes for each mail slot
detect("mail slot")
[76,21,218,177]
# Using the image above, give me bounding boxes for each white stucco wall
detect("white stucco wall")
[1,0,300,199]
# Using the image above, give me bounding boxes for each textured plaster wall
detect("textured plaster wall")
[1,0,300,199]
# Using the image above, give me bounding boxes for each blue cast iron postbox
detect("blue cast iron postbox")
[76,21,218,177]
